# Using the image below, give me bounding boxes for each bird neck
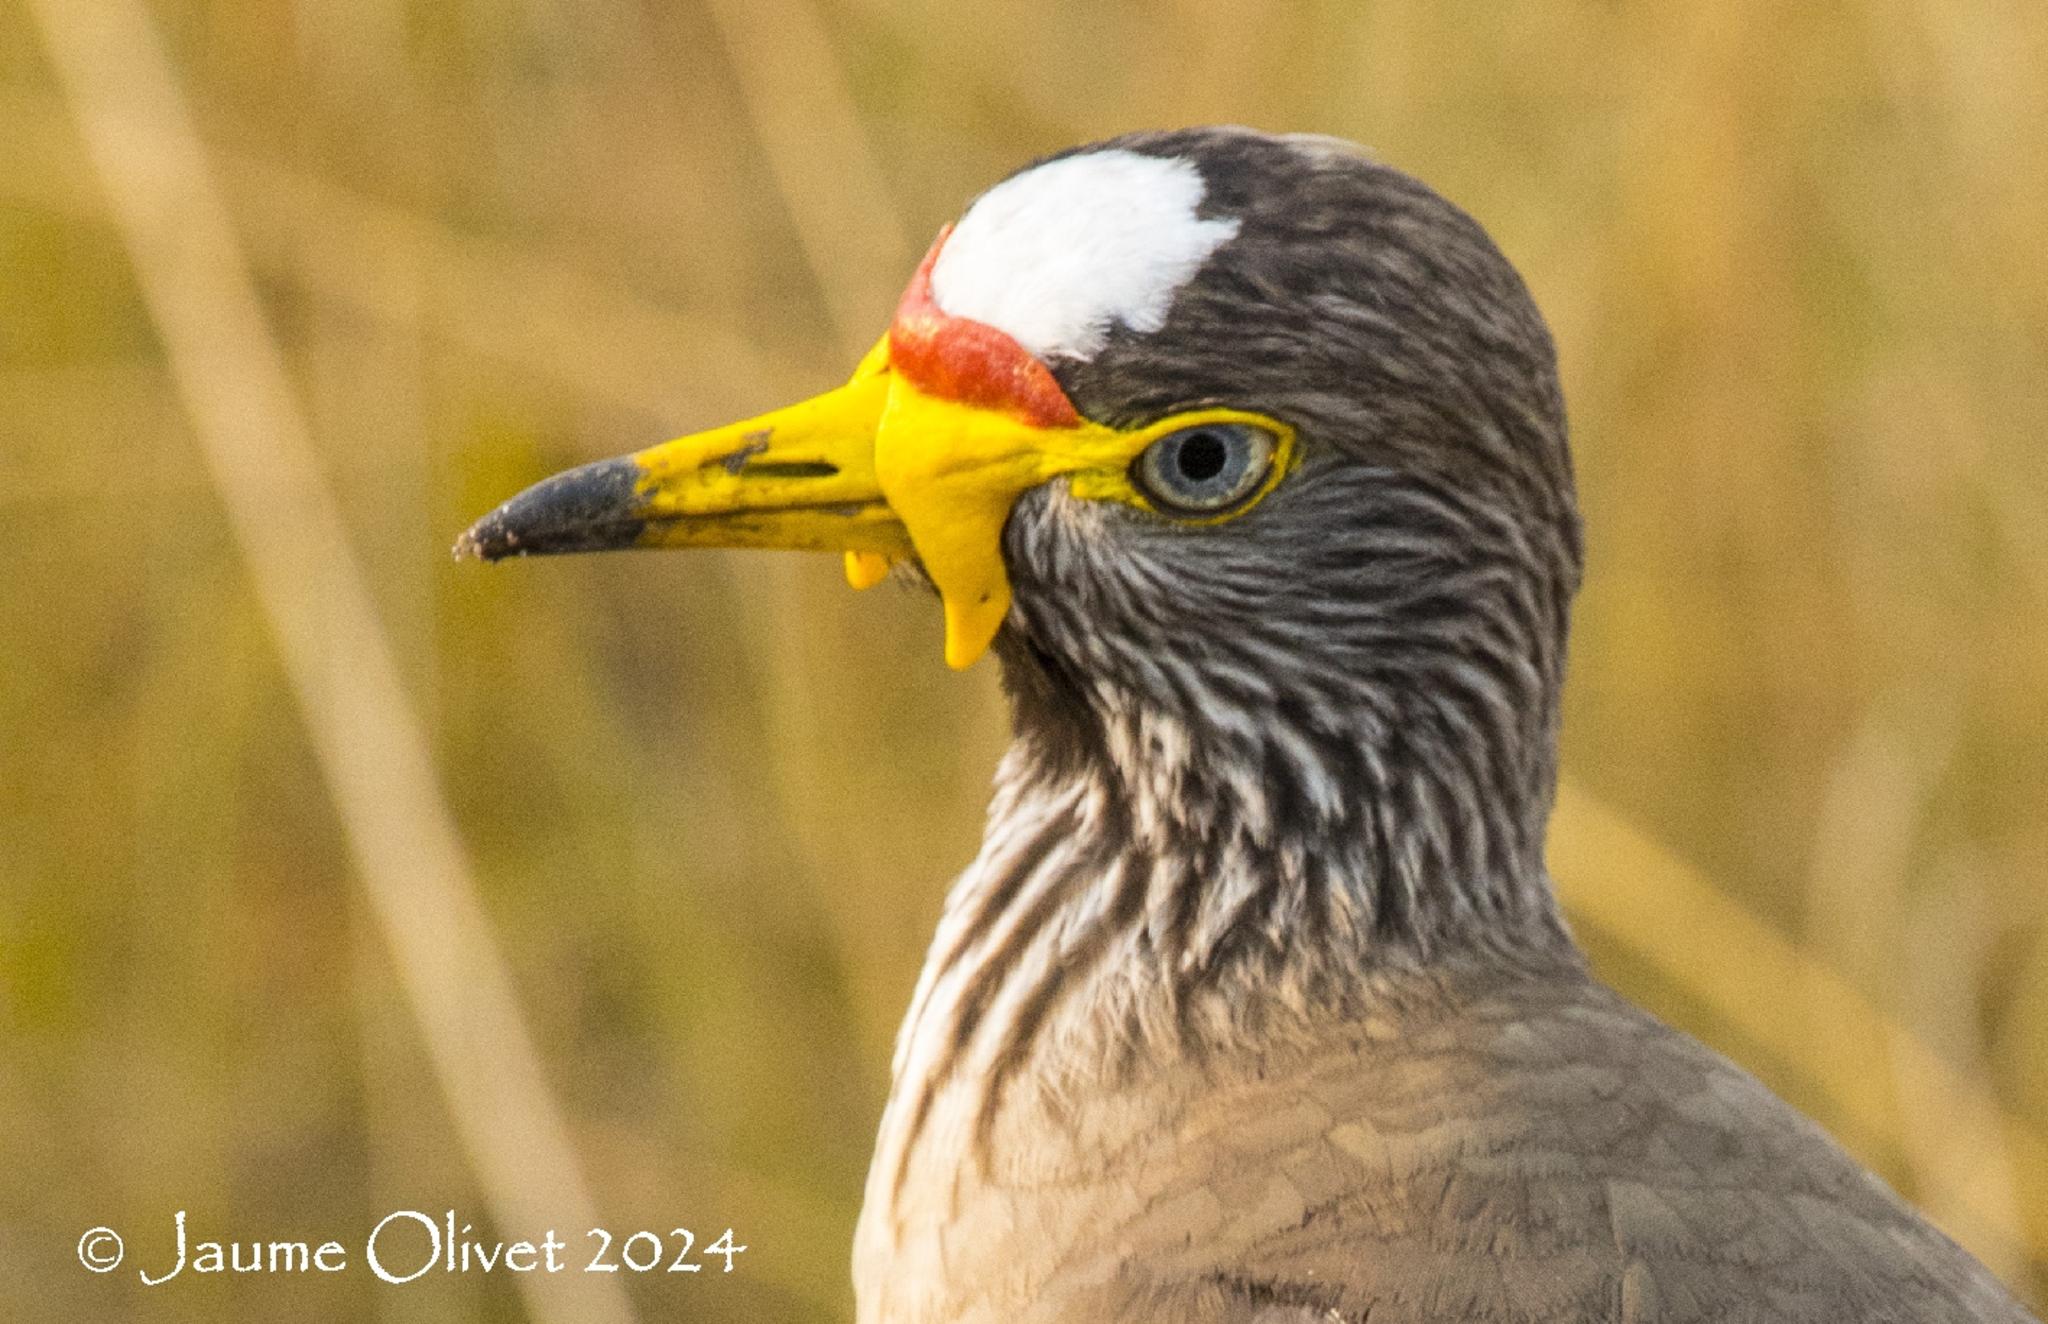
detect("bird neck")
[871,646,1583,1213]
[991,624,1581,985]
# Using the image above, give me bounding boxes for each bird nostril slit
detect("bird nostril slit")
[708,438,840,480]
[742,461,840,479]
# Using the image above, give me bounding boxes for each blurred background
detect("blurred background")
[4,1,2046,1319]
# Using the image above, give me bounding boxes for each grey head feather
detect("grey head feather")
[996,126,1583,981]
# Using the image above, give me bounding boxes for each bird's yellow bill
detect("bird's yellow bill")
[457,342,1150,670]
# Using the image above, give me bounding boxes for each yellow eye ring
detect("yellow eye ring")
[1133,420,1280,516]
[1072,407,1296,525]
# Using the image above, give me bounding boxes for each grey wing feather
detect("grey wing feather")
[1130,978,2038,1323]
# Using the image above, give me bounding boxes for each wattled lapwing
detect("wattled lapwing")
[460,127,2038,1324]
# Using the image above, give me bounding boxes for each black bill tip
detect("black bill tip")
[454,456,647,562]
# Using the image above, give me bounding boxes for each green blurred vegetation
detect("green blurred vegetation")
[3,1,2046,1320]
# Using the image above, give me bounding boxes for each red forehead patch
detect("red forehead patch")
[887,226,1082,430]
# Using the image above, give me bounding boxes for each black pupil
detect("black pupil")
[1176,430,1230,483]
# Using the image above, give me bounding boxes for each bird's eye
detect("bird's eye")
[1131,422,1278,517]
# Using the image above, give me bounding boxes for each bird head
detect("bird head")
[461,128,1582,922]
